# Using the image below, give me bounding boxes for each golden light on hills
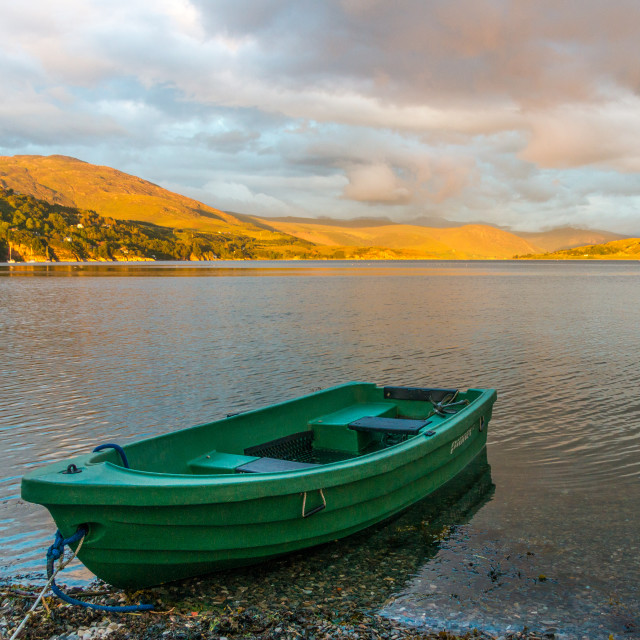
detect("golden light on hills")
[3,154,628,261]
[251,218,540,259]
[516,228,626,252]
[0,155,269,237]
[524,237,640,259]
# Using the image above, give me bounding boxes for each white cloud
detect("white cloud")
[343,164,412,204]
[521,96,640,172]
[200,180,295,216]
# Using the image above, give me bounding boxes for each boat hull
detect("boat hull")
[22,383,496,588]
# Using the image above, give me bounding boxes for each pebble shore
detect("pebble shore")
[1,584,549,640]
[2,530,552,640]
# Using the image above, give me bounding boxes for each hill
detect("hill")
[251,215,627,255]
[513,227,627,252]
[520,237,640,260]
[2,154,625,261]
[0,155,276,237]
[247,217,540,259]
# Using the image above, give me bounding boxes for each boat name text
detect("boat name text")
[450,427,473,454]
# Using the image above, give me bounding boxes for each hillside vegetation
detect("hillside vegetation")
[0,189,315,262]
[519,237,640,260]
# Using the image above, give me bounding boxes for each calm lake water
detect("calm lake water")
[1,260,639,639]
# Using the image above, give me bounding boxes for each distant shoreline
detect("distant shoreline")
[2,256,640,267]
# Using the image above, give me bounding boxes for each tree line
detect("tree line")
[0,188,316,262]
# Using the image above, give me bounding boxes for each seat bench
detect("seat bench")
[309,403,396,427]
[309,403,398,454]
[188,451,259,474]
[236,457,321,473]
[348,416,432,435]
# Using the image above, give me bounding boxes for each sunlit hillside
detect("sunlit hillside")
[3,154,627,261]
[521,237,640,260]
[0,155,274,238]
[254,215,630,254]
[514,227,626,252]
[250,218,540,259]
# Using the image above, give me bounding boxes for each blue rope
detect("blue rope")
[92,443,130,468]
[46,526,153,612]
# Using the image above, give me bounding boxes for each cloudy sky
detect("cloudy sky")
[1,0,640,232]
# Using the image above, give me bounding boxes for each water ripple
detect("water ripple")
[1,261,639,636]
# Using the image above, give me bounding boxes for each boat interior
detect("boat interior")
[91,385,482,475]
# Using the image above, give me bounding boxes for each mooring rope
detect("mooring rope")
[46,527,153,613]
[9,529,86,640]
[9,526,153,640]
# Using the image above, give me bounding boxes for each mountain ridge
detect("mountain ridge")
[249,214,627,252]
[0,154,630,260]
[248,216,540,259]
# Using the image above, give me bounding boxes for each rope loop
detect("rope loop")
[301,488,326,518]
[46,526,87,563]
[45,526,153,613]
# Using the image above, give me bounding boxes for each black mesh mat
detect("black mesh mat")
[244,430,353,464]
[245,431,314,461]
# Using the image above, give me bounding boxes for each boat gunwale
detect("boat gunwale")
[22,388,496,506]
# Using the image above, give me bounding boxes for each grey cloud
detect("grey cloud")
[199,129,261,154]
[191,0,640,105]
[521,100,640,171]
[0,88,126,147]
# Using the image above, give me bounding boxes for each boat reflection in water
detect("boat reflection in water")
[361,445,495,592]
[150,448,494,625]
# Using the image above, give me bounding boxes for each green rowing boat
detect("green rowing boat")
[21,382,497,588]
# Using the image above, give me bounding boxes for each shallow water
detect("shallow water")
[1,260,639,638]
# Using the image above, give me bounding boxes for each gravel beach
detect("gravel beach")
[2,517,552,640]
[1,582,549,640]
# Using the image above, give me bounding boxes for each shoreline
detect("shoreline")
[1,580,549,640]
[2,256,640,269]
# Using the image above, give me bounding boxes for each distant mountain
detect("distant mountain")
[248,217,540,259]
[239,214,397,228]
[404,215,486,229]
[255,213,477,229]
[513,227,628,253]
[408,219,629,251]
[251,214,628,256]
[521,237,640,260]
